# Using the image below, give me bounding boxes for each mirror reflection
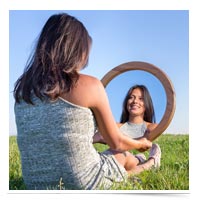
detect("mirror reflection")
[105,70,166,136]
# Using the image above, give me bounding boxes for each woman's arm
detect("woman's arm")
[144,123,158,141]
[88,77,152,151]
[93,123,124,144]
[62,74,151,150]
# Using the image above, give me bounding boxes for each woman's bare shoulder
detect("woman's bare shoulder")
[60,74,102,107]
[79,74,101,84]
[146,122,158,131]
[77,74,106,107]
[80,73,105,92]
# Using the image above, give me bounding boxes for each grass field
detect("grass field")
[9,134,189,190]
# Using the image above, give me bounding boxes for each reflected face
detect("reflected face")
[126,88,145,117]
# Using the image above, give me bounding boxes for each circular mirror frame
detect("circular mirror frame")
[101,61,176,141]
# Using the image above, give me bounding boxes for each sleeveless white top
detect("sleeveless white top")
[15,95,127,190]
[120,122,147,138]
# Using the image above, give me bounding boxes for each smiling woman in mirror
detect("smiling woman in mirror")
[93,84,161,167]
[93,84,158,142]
[93,85,158,144]
[118,85,157,139]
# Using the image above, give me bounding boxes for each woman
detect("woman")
[118,85,161,166]
[14,13,160,190]
[118,84,158,139]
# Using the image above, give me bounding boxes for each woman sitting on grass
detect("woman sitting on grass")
[14,13,160,190]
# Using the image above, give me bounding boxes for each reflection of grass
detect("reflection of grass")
[9,134,189,190]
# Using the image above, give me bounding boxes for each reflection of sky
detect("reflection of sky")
[9,10,188,135]
[105,70,166,123]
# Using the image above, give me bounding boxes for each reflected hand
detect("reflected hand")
[143,129,150,140]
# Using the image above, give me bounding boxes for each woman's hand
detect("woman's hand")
[136,137,152,152]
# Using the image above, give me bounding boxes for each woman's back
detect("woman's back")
[15,95,101,189]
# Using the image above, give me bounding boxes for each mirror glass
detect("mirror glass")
[105,70,166,125]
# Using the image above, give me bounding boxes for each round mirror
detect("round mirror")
[101,61,176,141]
[105,70,166,124]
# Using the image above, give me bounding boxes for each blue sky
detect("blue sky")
[9,10,189,135]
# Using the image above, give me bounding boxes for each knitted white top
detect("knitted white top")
[15,95,127,190]
[120,122,147,139]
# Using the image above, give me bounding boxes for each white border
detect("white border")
[8,0,189,10]
[2,0,199,199]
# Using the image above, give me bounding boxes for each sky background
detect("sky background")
[9,10,189,135]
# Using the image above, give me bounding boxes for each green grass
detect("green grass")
[9,134,189,190]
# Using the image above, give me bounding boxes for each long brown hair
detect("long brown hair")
[14,13,92,104]
[120,85,156,123]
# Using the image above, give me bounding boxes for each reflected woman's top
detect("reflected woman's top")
[119,122,147,138]
[15,95,127,190]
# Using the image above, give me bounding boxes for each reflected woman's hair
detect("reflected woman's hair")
[120,85,156,123]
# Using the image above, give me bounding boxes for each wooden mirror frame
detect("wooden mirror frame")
[101,61,176,141]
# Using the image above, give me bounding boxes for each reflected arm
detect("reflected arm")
[144,123,158,141]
